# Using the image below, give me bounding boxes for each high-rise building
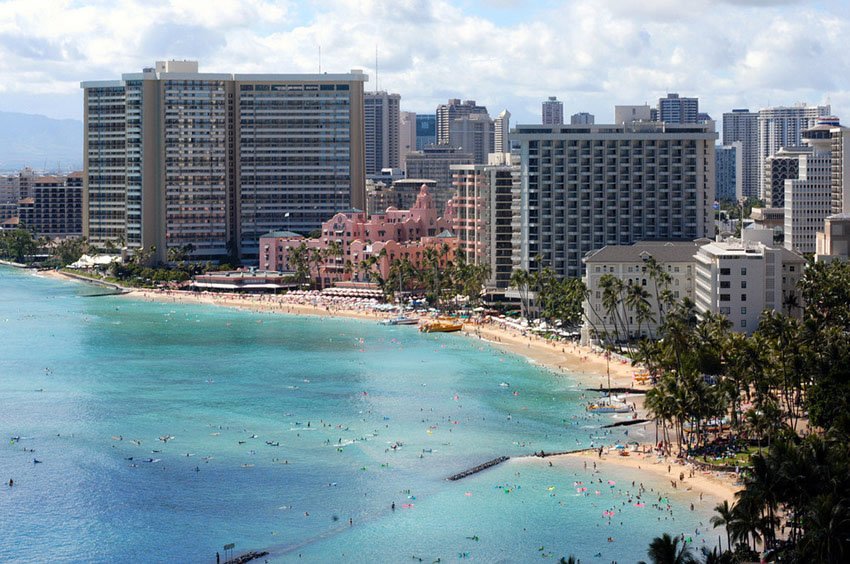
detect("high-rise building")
[828,122,850,214]
[404,146,473,214]
[784,121,834,254]
[392,179,437,211]
[511,121,717,278]
[494,110,511,154]
[364,92,401,175]
[614,105,653,125]
[399,111,417,171]
[716,142,742,201]
[450,153,518,290]
[758,104,831,200]
[695,232,805,333]
[570,112,595,125]
[29,174,83,238]
[658,93,699,124]
[449,113,494,164]
[722,109,759,199]
[415,114,436,150]
[365,180,397,216]
[81,61,367,262]
[542,96,563,125]
[764,147,805,208]
[436,99,489,145]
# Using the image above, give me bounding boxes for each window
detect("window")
[741,307,747,315]
[741,281,747,289]
[740,319,747,328]
[741,293,747,302]
[720,294,730,302]
[790,266,795,272]
[720,281,730,288]
[741,267,747,275]
[720,307,731,314]
[720,268,731,275]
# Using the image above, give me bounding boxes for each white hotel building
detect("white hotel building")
[694,231,805,333]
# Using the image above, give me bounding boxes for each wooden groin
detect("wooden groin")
[447,456,510,481]
[602,418,649,428]
[224,550,269,564]
[586,387,647,394]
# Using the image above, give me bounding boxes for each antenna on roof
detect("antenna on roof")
[375,44,379,92]
[318,44,322,73]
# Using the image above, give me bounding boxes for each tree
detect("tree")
[710,500,734,552]
[0,228,39,263]
[289,243,310,287]
[53,237,89,266]
[510,268,532,318]
[639,533,697,564]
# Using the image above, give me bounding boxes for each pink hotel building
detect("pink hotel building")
[259,185,458,287]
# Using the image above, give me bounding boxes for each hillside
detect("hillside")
[0,111,83,172]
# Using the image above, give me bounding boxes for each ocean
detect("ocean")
[0,267,720,562]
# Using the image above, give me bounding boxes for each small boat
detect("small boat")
[379,315,419,326]
[419,318,463,333]
[586,403,632,414]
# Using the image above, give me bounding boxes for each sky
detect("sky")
[0,0,848,127]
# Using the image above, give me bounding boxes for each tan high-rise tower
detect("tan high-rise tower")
[82,61,367,262]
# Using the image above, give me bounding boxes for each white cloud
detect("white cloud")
[0,0,846,127]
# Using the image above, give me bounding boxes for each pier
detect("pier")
[447,456,510,481]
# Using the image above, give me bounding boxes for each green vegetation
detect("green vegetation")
[638,259,850,561]
[0,228,40,263]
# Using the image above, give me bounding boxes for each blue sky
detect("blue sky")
[0,0,847,126]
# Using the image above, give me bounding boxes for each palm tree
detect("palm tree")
[699,546,734,564]
[599,274,626,348]
[710,500,735,552]
[510,268,532,319]
[639,533,697,564]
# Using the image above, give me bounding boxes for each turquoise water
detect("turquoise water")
[0,267,720,563]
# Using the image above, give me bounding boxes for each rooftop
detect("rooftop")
[259,231,303,239]
[584,240,705,264]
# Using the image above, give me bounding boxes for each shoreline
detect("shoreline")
[38,269,740,504]
[41,269,641,390]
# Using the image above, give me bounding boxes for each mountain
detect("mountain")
[0,111,83,172]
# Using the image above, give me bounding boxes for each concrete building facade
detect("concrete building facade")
[404,146,473,214]
[722,109,759,200]
[81,61,367,263]
[448,113,494,164]
[784,123,834,254]
[511,122,717,279]
[415,114,436,150]
[494,110,511,154]
[695,233,805,333]
[764,148,804,208]
[364,91,401,175]
[716,142,742,201]
[582,241,703,342]
[436,99,489,146]
[658,93,699,124]
[570,112,595,125]
[542,96,563,125]
[614,105,653,125]
[399,111,417,171]
[758,104,831,200]
[816,213,850,261]
[450,154,519,290]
